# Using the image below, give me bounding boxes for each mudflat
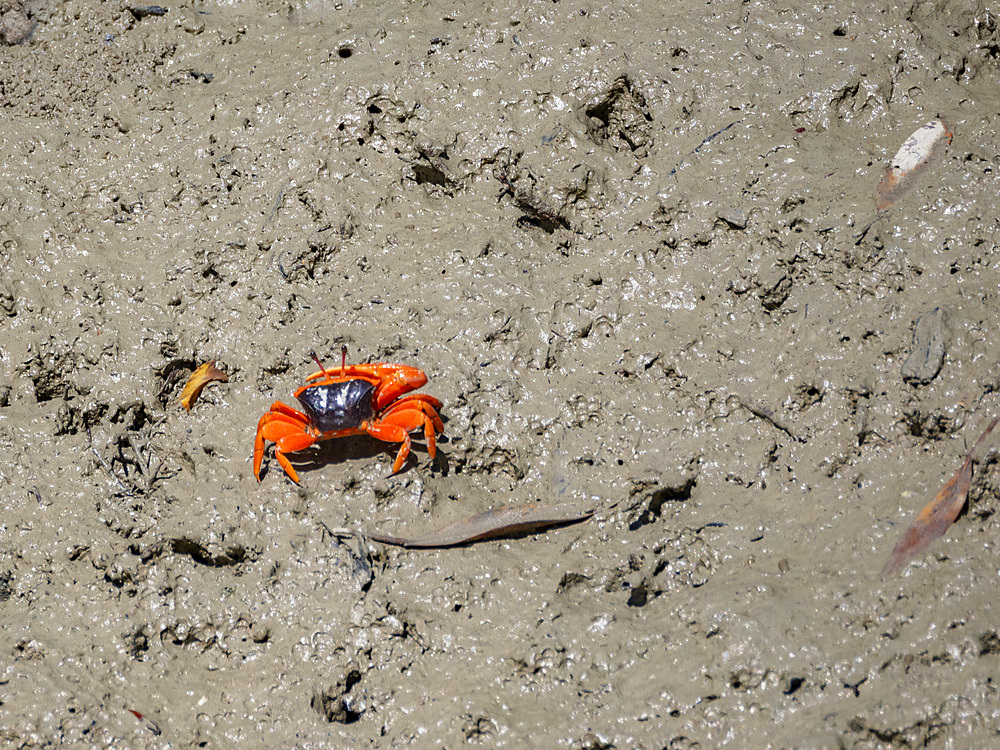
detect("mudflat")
[2,1,1000,746]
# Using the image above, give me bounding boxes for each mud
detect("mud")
[2,0,1000,747]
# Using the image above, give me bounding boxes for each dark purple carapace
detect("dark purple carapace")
[296,379,376,433]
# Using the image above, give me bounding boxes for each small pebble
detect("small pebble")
[902,307,949,385]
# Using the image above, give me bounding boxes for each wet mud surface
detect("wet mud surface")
[3,0,1000,746]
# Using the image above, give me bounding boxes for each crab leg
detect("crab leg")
[254,405,306,471]
[366,407,440,473]
[383,392,444,411]
[420,412,439,460]
[271,430,317,484]
[365,422,412,474]
[263,401,310,422]
[380,397,444,435]
[255,419,316,483]
[254,402,313,482]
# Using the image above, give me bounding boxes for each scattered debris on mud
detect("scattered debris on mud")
[3,0,1000,746]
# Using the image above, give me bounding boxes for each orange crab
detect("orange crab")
[253,348,444,483]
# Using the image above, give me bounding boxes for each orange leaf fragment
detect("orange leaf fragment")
[883,417,998,577]
[855,118,953,243]
[179,361,229,412]
[875,118,953,212]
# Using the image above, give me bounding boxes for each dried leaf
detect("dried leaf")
[338,503,594,549]
[179,361,229,412]
[883,417,998,577]
[875,118,952,212]
[854,118,953,243]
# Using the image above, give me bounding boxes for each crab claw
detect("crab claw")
[372,366,429,410]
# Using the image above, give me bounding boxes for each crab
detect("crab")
[253,348,444,483]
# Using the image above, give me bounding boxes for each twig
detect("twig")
[318,522,365,541]
[87,428,134,495]
[735,397,805,443]
[668,120,743,177]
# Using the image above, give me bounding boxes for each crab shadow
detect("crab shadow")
[258,434,451,482]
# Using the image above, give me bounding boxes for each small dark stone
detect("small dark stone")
[128,5,169,19]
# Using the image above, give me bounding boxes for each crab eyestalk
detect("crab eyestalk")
[309,346,349,378]
[309,350,330,379]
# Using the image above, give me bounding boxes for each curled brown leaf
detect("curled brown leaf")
[180,361,229,412]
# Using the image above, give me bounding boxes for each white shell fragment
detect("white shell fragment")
[889,119,950,174]
[876,118,952,211]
